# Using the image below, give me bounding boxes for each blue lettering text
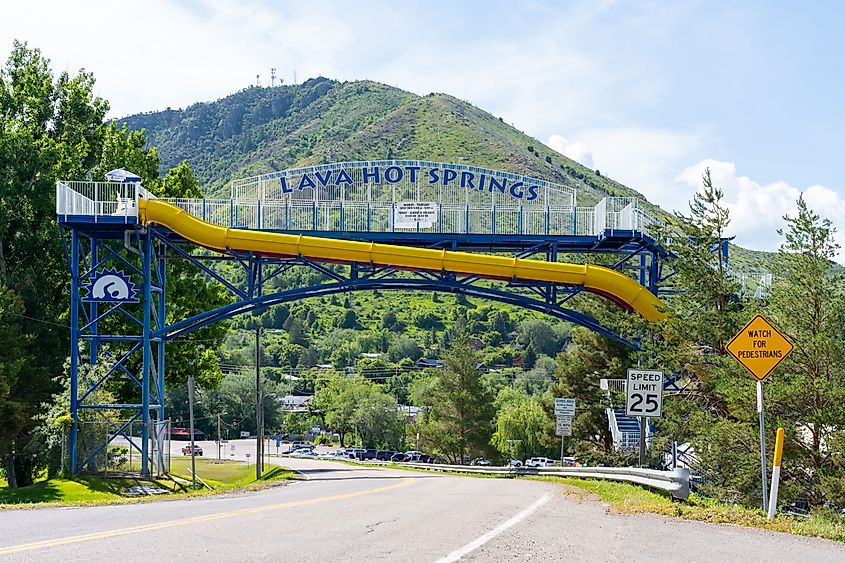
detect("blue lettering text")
[384,166,403,184]
[298,174,316,191]
[335,169,353,186]
[362,167,381,184]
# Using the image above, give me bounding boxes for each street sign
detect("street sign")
[726,315,793,381]
[555,416,573,436]
[554,398,576,417]
[625,369,664,418]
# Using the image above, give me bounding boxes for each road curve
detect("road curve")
[0,457,843,562]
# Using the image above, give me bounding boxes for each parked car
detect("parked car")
[363,448,379,460]
[525,457,555,467]
[560,457,578,467]
[181,444,202,456]
[344,448,367,460]
[471,458,492,466]
[289,448,317,457]
[391,452,411,462]
[507,459,523,468]
[287,441,314,452]
[376,450,397,461]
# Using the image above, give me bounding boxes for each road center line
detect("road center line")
[433,493,552,563]
[0,477,415,555]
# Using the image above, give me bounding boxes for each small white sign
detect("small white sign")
[554,398,576,417]
[556,416,573,436]
[240,431,250,438]
[394,202,438,228]
[625,369,664,418]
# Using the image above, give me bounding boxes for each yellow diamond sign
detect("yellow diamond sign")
[726,315,793,381]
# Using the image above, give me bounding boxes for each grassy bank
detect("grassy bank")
[0,458,295,508]
[543,477,845,543]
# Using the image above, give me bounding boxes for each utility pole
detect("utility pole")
[217,413,222,461]
[255,326,262,479]
[188,376,197,490]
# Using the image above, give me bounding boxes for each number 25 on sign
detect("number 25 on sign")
[625,369,664,418]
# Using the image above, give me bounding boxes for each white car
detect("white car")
[290,448,317,457]
[525,457,556,467]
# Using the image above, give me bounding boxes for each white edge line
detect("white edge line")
[433,493,552,563]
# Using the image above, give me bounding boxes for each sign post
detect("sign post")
[625,369,664,466]
[726,315,794,513]
[554,398,575,463]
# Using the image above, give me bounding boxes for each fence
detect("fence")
[75,418,170,477]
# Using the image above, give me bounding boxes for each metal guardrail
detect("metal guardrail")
[403,462,690,500]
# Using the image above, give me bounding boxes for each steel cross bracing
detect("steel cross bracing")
[64,225,167,476]
[62,220,665,476]
[152,229,661,349]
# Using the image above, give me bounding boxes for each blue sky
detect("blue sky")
[3,0,842,256]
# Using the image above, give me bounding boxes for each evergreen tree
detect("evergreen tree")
[767,196,845,506]
[417,338,495,463]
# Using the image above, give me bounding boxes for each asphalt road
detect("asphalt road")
[1,447,843,562]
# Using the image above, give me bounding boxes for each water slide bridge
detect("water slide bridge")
[57,160,670,475]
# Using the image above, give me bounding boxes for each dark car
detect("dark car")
[376,450,397,461]
[391,452,411,462]
[181,444,202,456]
[363,448,378,460]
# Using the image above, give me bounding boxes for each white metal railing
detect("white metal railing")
[56,181,663,239]
[56,181,156,223]
[403,462,690,500]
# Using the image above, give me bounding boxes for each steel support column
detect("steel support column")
[141,228,152,476]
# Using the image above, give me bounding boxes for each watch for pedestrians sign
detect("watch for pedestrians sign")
[625,369,664,418]
[726,315,793,381]
[554,398,576,417]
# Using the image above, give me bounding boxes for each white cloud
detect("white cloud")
[678,159,845,260]
[573,127,705,210]
[546,134,595,168]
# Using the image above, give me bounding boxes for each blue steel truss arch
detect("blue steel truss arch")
[60,212,665,477]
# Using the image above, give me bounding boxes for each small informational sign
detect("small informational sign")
[554,398,576,417]
[625,369,664,418]
[230,444,236,457]
[394,202,438,228]
[726,315,793,381]
[240,430,250,438]
[555,416,573,436]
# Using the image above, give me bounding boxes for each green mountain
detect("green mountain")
[120,77,655,209]
[120,77,776,276]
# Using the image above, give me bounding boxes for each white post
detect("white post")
[768,427,785,519]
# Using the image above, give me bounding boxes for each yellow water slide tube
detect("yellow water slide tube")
[139,199,666,321]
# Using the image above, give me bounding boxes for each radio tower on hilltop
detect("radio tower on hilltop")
[271,68,277,87]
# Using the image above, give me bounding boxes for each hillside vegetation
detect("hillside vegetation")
[121,78,654,208]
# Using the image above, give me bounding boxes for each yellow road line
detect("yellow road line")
[0,477,415,555]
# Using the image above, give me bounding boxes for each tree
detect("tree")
[517,319,559,356]
[381,309,398,329]
[767,196,845,506]
[552,328,629,457]
[416,338,495,463]
[491,388,552,462]
[313,375,401,447]
[336,309,360,329]
[0,42,107,485]
[388,336,422,362]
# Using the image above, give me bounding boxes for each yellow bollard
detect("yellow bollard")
[767,427,785,519]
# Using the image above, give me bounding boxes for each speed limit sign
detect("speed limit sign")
[625,369,664,418]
